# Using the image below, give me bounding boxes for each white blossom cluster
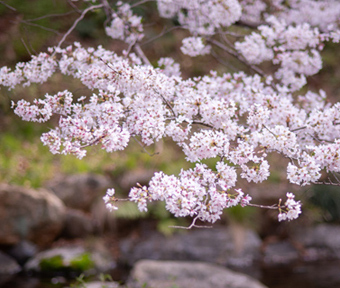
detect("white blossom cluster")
[129,164,251,223]
[278,192,302,222]
[103,188,118,211]
[240,0,340,32]
[157,57,181,77]
[180,37,211,57]
[2,42,331,222]
[235,16,328,91]
[105,1,144,44]
[2,0,340,223]
[157,0,242,35]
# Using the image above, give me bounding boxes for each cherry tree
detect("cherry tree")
[1,0,340,227]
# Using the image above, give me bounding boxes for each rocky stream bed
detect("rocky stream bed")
[1,175,340,288]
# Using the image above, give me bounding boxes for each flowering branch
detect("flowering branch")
[2,0,340,226]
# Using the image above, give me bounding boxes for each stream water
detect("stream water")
[260,260,340,288]
[1,260,340,288]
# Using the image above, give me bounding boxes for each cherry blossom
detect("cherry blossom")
[2,0,340,225]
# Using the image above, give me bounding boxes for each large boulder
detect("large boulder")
[0,251,21,275]
[46,174,110,211]
[24,244,116,275]
[262,240,299,265]
[120,226,261,267]
[84,281,120,288]
[62,208,94,239]
[127,260,268,288]
[293,223,340,260]
[7,240,38,265]
[0,184,65,246]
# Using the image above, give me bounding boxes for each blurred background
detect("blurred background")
[1,1,340,288]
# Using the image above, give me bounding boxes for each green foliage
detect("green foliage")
[310,185,340,222]
[151,202,187,236]
[0,133,55,188]
[226,205,256,225]
[70,274,87,288]
[113,201,146,219]
[98,273,113,282]
[267,170,282,184]
[39,255,64,271]
[157,218,179,236]
[39,253,94,274]
[0,0,70,61]
[70,253,95,271]
[70,273,115,288]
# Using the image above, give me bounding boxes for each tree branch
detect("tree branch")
[55,4,104,51]
[0,1,16,11]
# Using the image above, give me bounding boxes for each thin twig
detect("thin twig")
[25,11,76,22]
[141,26,180,46]
[100,0,113,26]
[134,43,152,66]
[290,126,307,132]
[308,133,334,144]
[170,216,213,229]
[20,38,32,56]
[132,135,159,157]
[115,198,130,202]
[55,4,104,51]
[130,0,153,8]
[207,38,266,77]
[314,181,340,186]
[23,25,37,54]
[237,20,264,29]
[67,0,82,14]
[191,121,214,129]
[13,19,61,34]
[263,125,277,138]
[331,172,340,184]
[0,1,17,11]
[248,203,278,210]
[210,49,238,72]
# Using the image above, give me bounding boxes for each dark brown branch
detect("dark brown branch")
[290,126,307,132]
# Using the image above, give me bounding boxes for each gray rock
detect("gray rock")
[294,224,340,259]
[0,251,21,274]
[0,184,65,246]
[118,169,155,190]
[0,275,40,288]
[83,281,120,288]
[262,241,299,265]
[62,208,94,238]
[127,260,268,288]
[8,240,38,265]
[120,227,261,267]
[46,174,110,211]
[24,245,115,275]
